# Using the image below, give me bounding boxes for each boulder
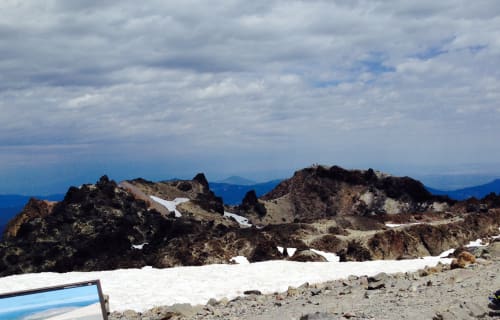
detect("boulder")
[450,251,476,269]
[290,250,328,262]
[367,272,389,290]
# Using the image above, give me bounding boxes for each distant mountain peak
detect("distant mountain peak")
[427,178,500,200]
[216,176,257,186]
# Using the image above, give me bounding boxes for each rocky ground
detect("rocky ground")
[109,241,500,320]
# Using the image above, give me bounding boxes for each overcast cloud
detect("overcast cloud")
[1,0,500,193]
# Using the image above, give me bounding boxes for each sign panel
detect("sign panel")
[0,280,108,320]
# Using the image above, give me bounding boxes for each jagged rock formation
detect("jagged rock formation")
[0,175,282,276]
[248,165,452,224]
[238,190,267,217]
[1,165,500,277]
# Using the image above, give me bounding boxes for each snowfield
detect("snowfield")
[0,256,452,312]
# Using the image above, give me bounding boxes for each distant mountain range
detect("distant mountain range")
[426,179,500,200]
[215,176,258,186]
[209,179,282,205]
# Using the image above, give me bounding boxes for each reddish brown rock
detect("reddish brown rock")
[4,198,56,238]
[451,251,476,269]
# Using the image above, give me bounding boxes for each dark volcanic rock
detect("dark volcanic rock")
[242,190,258,207]
[190,173,224,214]
[193,173,209,189]
[0,176,291,276]
[239,190,267,217]
[261,165,453,221]
[193,190,224,214]
[248,238,282,262]
[0,177,162,275]
[338,240,372,262]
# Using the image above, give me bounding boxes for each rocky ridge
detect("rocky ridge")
[0,175,284,276]
[1,165,500,278]
[237,165,453,225]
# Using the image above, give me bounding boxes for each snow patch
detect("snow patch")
[150,196,189,218]
[385,222,422,228]
[132,243,148,250]
[288,248,297,256]
[224,212,252,227]
[439,248,455,258]
[277,247,297,256]
[230,256,250,264]
[310,249,340,262]
[466,239,488,247]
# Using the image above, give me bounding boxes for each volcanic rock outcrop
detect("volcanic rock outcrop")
[0,175,282,276]
[1,165,500,277]
[244,165,453,224]
[3,198,56,238]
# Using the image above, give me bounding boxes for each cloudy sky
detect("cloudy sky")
[1,0,500,194]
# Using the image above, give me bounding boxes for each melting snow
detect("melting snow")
[230,256,250,264]
[150,196,189,217]
[0,256,453,312]
[224,212,252,227]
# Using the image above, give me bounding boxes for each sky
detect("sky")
[1,0,500,194]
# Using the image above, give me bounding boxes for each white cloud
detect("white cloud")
[1,0,500,192]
